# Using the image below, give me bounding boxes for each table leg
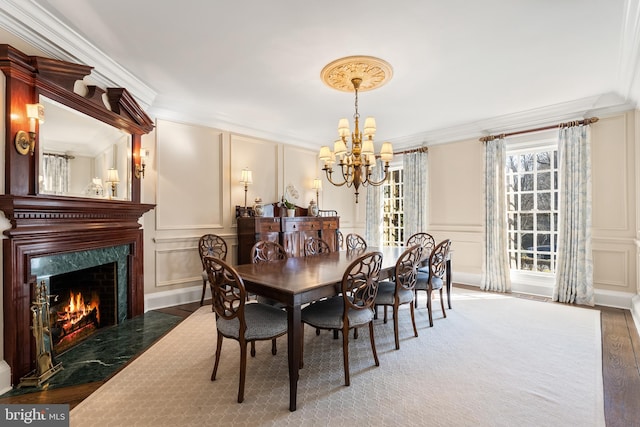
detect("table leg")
[287,305,301,411]
[446,258,452,309]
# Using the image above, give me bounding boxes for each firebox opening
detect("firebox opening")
[49,262,118,355]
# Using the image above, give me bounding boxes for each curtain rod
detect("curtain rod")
[43,152,75,160]
[394,146,428,155]
[478,117,599,142]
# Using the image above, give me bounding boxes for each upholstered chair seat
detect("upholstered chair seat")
[375,281,415,305]
[216,303,287,341]
[301,297,375,330]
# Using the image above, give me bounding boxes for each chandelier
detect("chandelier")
[318,56,394,203]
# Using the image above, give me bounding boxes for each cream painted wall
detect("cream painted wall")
[427,139,484,282]
[591,112,637,299]
[144,119,321,308]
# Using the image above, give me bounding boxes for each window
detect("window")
[505,146,558,273]
[382,168,404,246]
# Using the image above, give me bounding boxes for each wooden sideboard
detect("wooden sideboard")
[237,216,340,264]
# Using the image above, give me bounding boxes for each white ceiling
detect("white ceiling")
[1,0,639,150]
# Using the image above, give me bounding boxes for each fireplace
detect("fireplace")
[0,195,154,385]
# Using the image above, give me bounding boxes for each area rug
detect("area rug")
[70,290,605,426]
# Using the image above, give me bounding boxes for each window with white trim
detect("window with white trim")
[505,143,559,273]
[382,168,404,246]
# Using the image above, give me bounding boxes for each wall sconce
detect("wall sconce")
[15,103,45,156]
[106,168,120,199]
[135,149,149,179]
[312,178,322,209]
[239,168,253,217]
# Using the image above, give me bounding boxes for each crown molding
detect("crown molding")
[0,0,156,109]
[388,92,637,149]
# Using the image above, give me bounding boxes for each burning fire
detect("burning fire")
[60,291,101,326]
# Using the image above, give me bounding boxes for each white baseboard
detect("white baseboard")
[452,272,635,309]
[0,360,12,394]
[144,285,206,312]
[632,294,640,336]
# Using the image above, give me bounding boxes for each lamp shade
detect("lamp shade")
[380,141,394,162]
[338,118,350,137]
[363,117,376,137]
[334,139,347,156]
[361,139,374,156]
[240,168,253,184]
[319,146,332,161]
[312,178,322,190]
[106,168,120,183]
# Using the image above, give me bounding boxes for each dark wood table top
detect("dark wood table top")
[234,246,405,306]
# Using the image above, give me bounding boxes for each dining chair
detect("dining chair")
[406,232,436,269]
[374,244,423,350]
[303,237,332,256]
[203,256,287,403]
[250,240,287,354]
[414,239,451,326]
[198,234,228,306]
[345,233,367,251]
[301,251,383,386]
[336,230,344,250]
[251,240,287,264]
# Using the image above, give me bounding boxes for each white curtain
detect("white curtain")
[482,138,512,292]
[403,150,428,241]
[41,154,70,194]
[553,124,594,305]
[365,158,384,247]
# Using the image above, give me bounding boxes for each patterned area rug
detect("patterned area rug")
[71,290,605,426]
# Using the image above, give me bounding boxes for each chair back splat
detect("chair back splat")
[414,239,451,327]
[345,233,367,251]
[406,232,435,266]
[198,234,228,305]
[304,237,332,256]
[251,240,287,263]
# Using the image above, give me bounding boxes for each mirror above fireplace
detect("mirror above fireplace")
[38,96,133,200]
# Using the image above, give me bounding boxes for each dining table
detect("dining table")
[233,246,406,411]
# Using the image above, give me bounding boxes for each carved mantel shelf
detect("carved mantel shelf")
[0,195,154,237]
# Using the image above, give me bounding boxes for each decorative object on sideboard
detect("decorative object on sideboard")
[106,168,120,199]
[281,183,299,217]
[253,197,264,217]
[15,103,45,156]
[308,199,318,217]
[318,56,394,203]
[239,168,253,218]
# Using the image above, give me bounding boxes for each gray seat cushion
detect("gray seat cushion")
[415,272,444,291]
[302,296,374,329]
[374,280,414,305]
[216,302,287,341]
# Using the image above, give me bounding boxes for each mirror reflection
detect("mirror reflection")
[38,96,132,200]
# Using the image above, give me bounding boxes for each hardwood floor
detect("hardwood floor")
[1,290,638,426]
